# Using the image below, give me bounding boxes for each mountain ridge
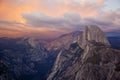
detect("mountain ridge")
[45,31,83,51]
[0,25,120,80]
[47,25,120,80]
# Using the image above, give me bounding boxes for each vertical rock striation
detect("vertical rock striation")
[82,25,110,48]
[47,25,120,80]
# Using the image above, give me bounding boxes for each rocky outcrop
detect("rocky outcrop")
[75,47,120,80]
[81,25,110,60]
[82,25,110,48]
[45,31,82,51]
[47,25,120,80]
[47,42,83,80]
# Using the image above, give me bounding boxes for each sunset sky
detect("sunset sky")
[0,0,120,39]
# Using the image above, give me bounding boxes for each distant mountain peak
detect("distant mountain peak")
[45,31,83,51]
[59,31,82,38]
[47,25,120,80]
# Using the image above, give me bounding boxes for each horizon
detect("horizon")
[0,0,120,38]
[0,30,119,40]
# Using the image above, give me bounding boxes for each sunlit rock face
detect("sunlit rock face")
[47,42,83,80]
[82,25,110,48]
[45,31,83,51]
[81,25,110,60]
[47,25,120,80]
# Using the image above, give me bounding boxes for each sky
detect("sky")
[0,0,120,39]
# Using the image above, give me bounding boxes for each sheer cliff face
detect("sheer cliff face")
[47,25,120,80]
[82,25,110,48]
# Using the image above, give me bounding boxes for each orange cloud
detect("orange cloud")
[97,0,105,4]
[0,0,102,24]
[67,2,100,18]
[1,0,119,38]
[37,0,101,18]
[0,0,36,23]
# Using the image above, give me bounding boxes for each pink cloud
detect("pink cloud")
[0,0,120,38]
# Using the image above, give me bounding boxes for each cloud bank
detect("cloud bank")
[0,0,120,38]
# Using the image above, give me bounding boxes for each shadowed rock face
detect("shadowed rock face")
[0,37,50,80]
[47,25,120,80]
[0,61,15,80]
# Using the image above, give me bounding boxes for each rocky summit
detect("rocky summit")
[0,25,120,80]
[82,25,110,48]
[47,25,120,80]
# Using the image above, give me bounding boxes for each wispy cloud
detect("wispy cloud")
[22,11,120,32]
[0,0,120,38]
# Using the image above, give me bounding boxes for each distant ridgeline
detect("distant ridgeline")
[0,25,120,80]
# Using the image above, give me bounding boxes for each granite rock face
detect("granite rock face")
[47,25,120,80]
[82,25,110,48]
[47,42,83,80]
[45,31,83,51]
